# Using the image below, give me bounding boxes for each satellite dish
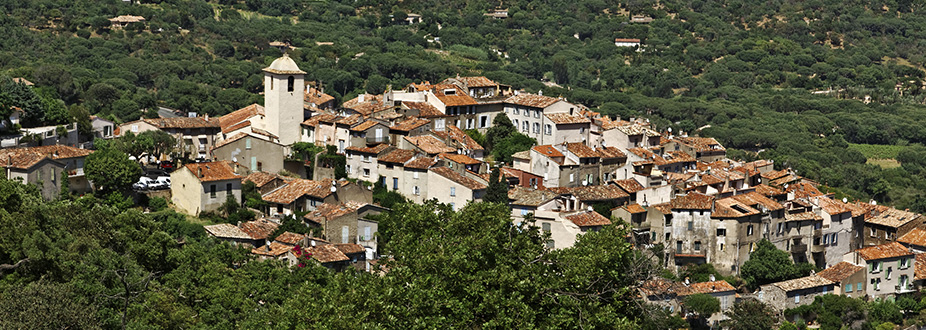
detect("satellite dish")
[668,127,672,133]
[842,197,848,203]
[232,157,238,162]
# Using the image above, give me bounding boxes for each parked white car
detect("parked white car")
[132,177,155,191]
[148,177,171,190]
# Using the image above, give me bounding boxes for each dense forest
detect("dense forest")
[1,0,925,206]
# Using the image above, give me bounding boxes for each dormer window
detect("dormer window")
[444,89,456,95]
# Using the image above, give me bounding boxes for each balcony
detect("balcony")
[791,243,808,253]
[366,136,389,144]
[811,244,824,253]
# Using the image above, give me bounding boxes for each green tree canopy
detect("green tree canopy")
[85,148,141,194]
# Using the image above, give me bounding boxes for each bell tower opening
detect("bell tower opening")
[287,76,295,92]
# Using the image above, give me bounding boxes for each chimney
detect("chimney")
[358,94,365,103]
[204,113,209,121]
[198,167,203,178]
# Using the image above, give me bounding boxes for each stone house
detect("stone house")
[401,135,456,156]
[170,161,242,215]
[348,120,391,148]
[709,192,783,275]
[898,228,926,253]
[503,93,580,143]
[431,124,485,160]
[122,117,221,160]
[500,167,543,190]
[863,206,923,247]
[305,85,336,112]
[759,275,835,311]
[345,143,392,182]
[303,201,384,254]
[243,171,289,195]
[90,115,115,140]
[600,120,661,151]
[844,242,916,299]
[770,200,824,266]
[204,223,261,247]
[402,156,436,204]
[251,242,299,267]
[302,244,351,271]
[817,261,867,299]
[0,145,94,197]
[667,192,715,272]
[300,113,340,148]
[812,196,855,267]
[261,178,345,217]
[665,137,727,163]
[436,153,484,175]
[377,149,416,192]
[211,132,287,174]
[598,146,627,182]
[678,280,737,324]
[538,113,592,146]
[428,166,487,211]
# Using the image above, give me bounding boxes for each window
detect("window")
[870,228,876,237]
[747,225,754,236]
[794,294,800,303]
[363,168,370,177]
[287,76,295,92]
[534,110,540,118]
[694,241,701,251]
[210,184,216,198]
[665,233,670,241]
[522,121,528,132]
[393,178,399,190]
[341,226,349,244]
[823,286,828,294]
[832,233,838,245]
[676,241,682,251]
[720,243,725,251]
[480,116,488,128]
[257,162,262,171]
[544,124,552,135]
[467,118,475,129]
[245,138,252,149]
[846,283,853,292]
[450,187,456,197]
[413,186,420,195]
[542,222,551,232]
[346,164,352,174]
[901,257,910,269]
[717,228,726,236]
[513,119,519,128]
[533,122,540,133]
[513,108,519,115]
[545,240,555,249]
[413,171,419,179]
[886,267,892,280]
[523,109,529,117]
[687,221,693,230]
[363,155,371,162]
[226,183,232,192]
[777,223,783,234]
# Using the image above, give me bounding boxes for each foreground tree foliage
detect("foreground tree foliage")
[741,239,817,290]
[0,178,658,329]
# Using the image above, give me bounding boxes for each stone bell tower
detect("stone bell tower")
[263,53,305,146]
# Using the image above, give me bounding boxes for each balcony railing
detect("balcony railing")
[791,243,807,253]
[366,136,389,144]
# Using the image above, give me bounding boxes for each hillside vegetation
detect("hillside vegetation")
[1,0,926,209]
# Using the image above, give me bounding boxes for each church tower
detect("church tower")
[263,53,305,146]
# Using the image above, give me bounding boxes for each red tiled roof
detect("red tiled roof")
[390,117,431,131]
[183,161,241,182]
[404,156,436,169]
[404,135,455,154]
[565,211,612,227]
[431,166,487,190]
[712,197,760,218]
[342,94,393,117]
[856,242,913,261]
[379,149,417,164]
[274,231,306,245]
[219,104,264,134]
[263,179,337,204]
[623,203,647,214]
[0,145,93,169]
[532,145,564,159]
[676,137,725,152]
[753,184,785,197]
[244,171,281,188]
[350,120,383,132]
[402,101,449,118]
[334,243,365,255]
[505,94,560,108]
[916,254,926,281]
[433,125,484,151]
[434,85,478,107]
[614,38,641,43]
[898,228,926,247]
[304,201,362,223]
[301,113,340,127]
[670,192,714,210]
[613,179,645,194]
[144,117,219,129]
[562,185,629,201]
[866,207,922,228]
[438,153,482,165]
[597,146,626,159]
[345,143,391,155]
[251,242,292,257]
[817,262,865,282]
[306,86,334,106]
[565,143,599,158]
[336,114,362,126]
[731,191,784,211]
[239,219,279,240]
[679,280,735,296]
[546,113,591,124]
[305,244,350,263]
[451,76,498,88]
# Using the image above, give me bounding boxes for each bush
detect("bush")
[447,44,488,61]
[148,197,168,212]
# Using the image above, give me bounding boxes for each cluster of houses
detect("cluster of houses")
[5,54,926,321]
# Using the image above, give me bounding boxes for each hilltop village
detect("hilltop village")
[5,54,926,325]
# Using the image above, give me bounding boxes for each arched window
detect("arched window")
[287,76,295,92]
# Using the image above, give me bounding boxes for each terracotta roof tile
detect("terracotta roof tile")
[784,211,822,222]
[345,143,391,155]
[753,184,785,197]
[508,187,558,206]
[144,117,219,129]
[532,145,564,159]
[916,254,926,281]
[675,136,725,152]
[898,228,926,247]
[769,276,833,292]
[334,243,365,255]
[301,113,340,127]
[251,242,292,257]
[390,117,431,132]
[342,94,393,117]
[244,171,282,188]
[712,197,760,218]
[451,76,498,88]
[816,197,852,216]
[183,161,241,182]
[563,185,629,201]
[546,113,591,124]
[349,120,382,132]
[817,262,865,282]
[305,86,334,106]
[431,166,487,190]
[652,203,672,215]
[639,278,682,297]
[0,145,93,169]
[564,143,599,158]
[670,192,714,210]
[304,201,362,223]
[404,156,436,169]
[613,179,645,194]
[731,192,784,211]
[865,207,921,228]
[402,101,449,118]
[379,149,417,164]
[615,124,660,137]
[505,94,560,108]
[274,232,307,245]
[404,135,455,154]
[336,114,362,126]
[623,204,647,214]
[239,219,279,240]
[565,211,612,227]
[263,179,337,204]
[679,280,736,296]
[432,125,484,151]
[219,104,264,134]
[305,244,350,263]
[597,146,626,159]
[434,86,478,107]
[786,181,824,198]
[438,153,482,165]
[204,223,251,240]
[856,242,913,261]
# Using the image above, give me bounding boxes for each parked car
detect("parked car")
[194,157,211,163]
[156,176,171,188]
[132,177,155,191]
[158,161,174,171]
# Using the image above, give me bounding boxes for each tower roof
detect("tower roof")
[263,53,306,75]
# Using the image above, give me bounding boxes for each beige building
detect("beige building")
[428,166,487,211]
[502,93,579,144]
[817,261,867,299]
[263,53,306,146]
[759,275,836,311]
[211,133,288,174]
[0,145,94,199]
[345,144,392,182]
[844,242,915,298]
[171,161,243,215]
[119,117,221,159]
